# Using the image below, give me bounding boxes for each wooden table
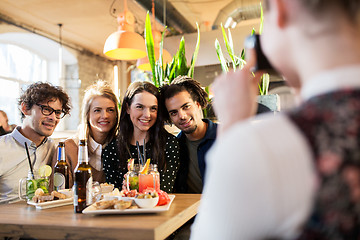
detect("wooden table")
[0,194,201,240]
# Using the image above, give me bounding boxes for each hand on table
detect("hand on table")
[211,65,264,136]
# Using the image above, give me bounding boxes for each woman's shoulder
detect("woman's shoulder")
[164,130,178,141]
[64,137,78,148]
[164,131,179,148]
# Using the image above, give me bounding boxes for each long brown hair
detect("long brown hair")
[118,81,167,170]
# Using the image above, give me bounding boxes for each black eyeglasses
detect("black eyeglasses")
[35,103,66,119]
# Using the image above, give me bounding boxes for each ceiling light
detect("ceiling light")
[137,30,172,71]
[103,0,147,60]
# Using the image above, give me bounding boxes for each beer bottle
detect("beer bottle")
[53,142,70,191]
[73,139,92,213]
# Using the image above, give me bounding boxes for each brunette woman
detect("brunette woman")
[103,81,180,193]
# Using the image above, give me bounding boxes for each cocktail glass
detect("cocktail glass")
[124,164,140,191]
[139,164,160,193]
[19,172,49,201]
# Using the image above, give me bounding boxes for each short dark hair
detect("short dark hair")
[18,82,71,119]
[301,0,360,22]
[160,76,208,122]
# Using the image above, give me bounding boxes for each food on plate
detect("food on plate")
[100,183,114,193]
[121,189,137,198]
[114,200,133,210]
[51,191,67,199]
[103,188,122,200]
[93,199,133,210]
[32,194,54,203]
[31,189,68,203]
[136,190,158,199]
[94,199,117,210]
[34,188,45,196]
[156,190,170,206]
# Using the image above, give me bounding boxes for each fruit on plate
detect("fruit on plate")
[157,190,170,206]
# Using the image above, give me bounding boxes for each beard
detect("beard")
[183,124,197,134]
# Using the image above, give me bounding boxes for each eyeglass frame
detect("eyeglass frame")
[35,103,66,119]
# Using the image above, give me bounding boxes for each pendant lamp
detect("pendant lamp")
[137,30,172,71]
[136,0,172,71]
[104,0,147,60]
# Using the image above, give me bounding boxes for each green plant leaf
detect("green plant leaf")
[144,12,157,86]
[176,37,188,77]
[221,24,236,70]
[188,23,200,78]
[262,73,270,95]
[215,39,229,72]
[251,28,256,35]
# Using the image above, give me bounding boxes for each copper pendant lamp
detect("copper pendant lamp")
[137,30,172,71]
[136,0,172,71]
[104,0,147,60]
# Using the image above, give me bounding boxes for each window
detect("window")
[0,43,47,125]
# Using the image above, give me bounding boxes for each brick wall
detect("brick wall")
[64,51,114,130]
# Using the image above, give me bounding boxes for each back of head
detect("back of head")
[300,0,360,22]
[81,80,119,140]
[18,82,71,120]
[160,76,208,122]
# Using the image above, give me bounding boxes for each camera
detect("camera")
[244,34,276,74]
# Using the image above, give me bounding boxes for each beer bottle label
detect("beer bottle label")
[86,176,93,206]
[54,172,65,190]
[73,182,78,206]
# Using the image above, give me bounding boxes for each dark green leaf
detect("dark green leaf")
[144,12,156,84]
[188,23,200,78]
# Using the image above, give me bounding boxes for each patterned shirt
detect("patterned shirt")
[290,89,360,240]
[102,132,180,193]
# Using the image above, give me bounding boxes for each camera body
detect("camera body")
[244,34,276,74]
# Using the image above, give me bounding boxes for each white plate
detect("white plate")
[82,195,175,215]
[27,197,73,209]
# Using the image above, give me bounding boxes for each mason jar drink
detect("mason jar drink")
[124,164,140,191]
[19,171,49,201]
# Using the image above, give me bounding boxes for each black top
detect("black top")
[102,131,180,193]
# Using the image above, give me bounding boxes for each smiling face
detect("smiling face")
[88,96,117,136]
[127,91,158,135]
[22,98,62,138]
[165,90,203,135]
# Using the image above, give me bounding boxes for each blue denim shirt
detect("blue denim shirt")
[174,119,217,193]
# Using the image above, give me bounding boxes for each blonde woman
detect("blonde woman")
[52,80,119,186]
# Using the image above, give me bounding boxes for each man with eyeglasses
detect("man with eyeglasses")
[0,82,71,201]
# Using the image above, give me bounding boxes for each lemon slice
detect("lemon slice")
[38,165,52,177]
[140,158,151,174]
[127,158,134,171]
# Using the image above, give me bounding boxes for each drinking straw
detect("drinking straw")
[136,141,144,166]
[24,142,34,179]
[143,138,146,162]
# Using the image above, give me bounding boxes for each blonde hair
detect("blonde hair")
[81,80,119,142]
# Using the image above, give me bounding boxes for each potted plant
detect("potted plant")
[144,12,200,87]
[214,2,280,112]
